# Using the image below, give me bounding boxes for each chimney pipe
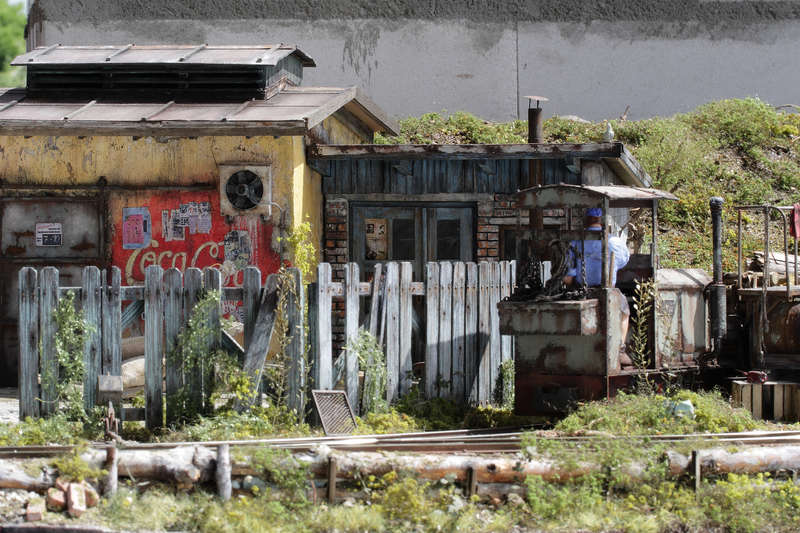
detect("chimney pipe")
[525,96,548,144]
[709,197,727,352]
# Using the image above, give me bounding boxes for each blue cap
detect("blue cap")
[586,207,603,217]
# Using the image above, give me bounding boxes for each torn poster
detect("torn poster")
[35,223,62,247]
[223,230,252,269]
[161,210,185,242]
[122,207,151,249]
[365,218,387,260]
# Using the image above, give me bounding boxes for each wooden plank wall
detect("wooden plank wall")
[319,159,578,195]
[16,265,306,428]
[314,260,515,406]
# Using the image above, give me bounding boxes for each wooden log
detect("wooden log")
[39,267,58,417]
[144,265,164,430]
[465,263,479,405]
[216,444,232,501]
[121,336,145,361]
[0,460,53,492]
[399,262,413,396]
[452,262,466,402]
[82,446,217,487]
[345,263,360,413]
[385,262,400,403]
[315,263,333,391]
[82,266,102,412]
[236,274,279,412]
[425,262,440,400]
[438,262,453,399]
[163,268,183,426]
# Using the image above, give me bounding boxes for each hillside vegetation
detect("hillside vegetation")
[376,99,800,271]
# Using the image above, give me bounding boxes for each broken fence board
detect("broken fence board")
[242,267,261,352]
[38,267,58,417]
[478,262,492,405]
[368,263,384,338]
[236,273,279,412]
[144,265,164,430]
[163,268,183,426]
[203,268,222,412]
[385,262,400,404]
[82,266,102,413]
[183,268,203,416]
[399,262,413,396]
[465,262,479,405]
[18,268,38,420]
[489,262,502,402]
[286,268,305,417]
[438,262,453,400]
[452,262,466,402]
[345,263,360,414]
[425,262,440,400]
[315,264,333,391]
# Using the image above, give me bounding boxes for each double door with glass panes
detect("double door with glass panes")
[351,204,474,275]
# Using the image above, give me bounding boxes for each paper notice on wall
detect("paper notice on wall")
[365,218,387,260]
[224,230,252,269]
[35,223,62,247]
[161,209,185,242]
[197,202,212,233]
[122,208,151,250]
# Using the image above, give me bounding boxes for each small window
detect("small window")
[436,219,460,260]
[392,219,415,260]
[501,229,517,261]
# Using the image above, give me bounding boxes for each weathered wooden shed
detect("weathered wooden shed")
[308,142,651,278]
[0,44,396,385]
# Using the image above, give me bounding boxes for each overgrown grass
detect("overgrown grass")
[378,99,800,271]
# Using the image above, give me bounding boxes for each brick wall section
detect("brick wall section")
[323,199,348,349]
[478,194,529,259]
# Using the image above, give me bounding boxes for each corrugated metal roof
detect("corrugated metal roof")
[12,44,316,67]
[0,86,397,136]
[516,183,676,209]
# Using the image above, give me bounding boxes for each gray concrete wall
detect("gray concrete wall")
[28,0,800,121]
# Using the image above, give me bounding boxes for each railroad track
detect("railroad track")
[4,427,800,458]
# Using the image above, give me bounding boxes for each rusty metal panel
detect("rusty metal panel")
[515,373,605,415]
[497,299,599,335]
[515,335,606,375]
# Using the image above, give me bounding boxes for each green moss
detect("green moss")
[51,446,106,482]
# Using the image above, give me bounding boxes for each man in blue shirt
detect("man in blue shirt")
[563,208,633,366]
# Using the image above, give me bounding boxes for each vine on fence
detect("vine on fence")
[45,292,94,422]
[347,329,388,415]
[630,279,657,393]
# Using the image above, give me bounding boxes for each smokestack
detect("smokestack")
[525,95,548,144]
[709,197,727,351]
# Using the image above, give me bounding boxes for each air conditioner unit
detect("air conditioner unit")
[218,164,273,217]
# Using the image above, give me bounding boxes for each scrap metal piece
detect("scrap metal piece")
[312,390,357,436]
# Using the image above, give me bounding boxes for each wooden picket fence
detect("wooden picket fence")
[314,261,516,412]
[18,264,304,428]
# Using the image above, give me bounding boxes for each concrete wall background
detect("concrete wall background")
[28,0,800,121]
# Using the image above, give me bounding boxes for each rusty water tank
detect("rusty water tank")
[764,301,800,354]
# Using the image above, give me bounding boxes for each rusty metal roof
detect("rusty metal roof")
[12,44,316,67]
[0,86,397,136]
[516,184,677,209]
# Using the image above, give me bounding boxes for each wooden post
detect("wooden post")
[425,262,440,400]
[103,446,118,496]
[242,267,262,352]
[203,268,222,412]
[144,265,164,430]
[163,268,183,426]
[345,263,360,413]
[327,457,337,503]
[315,263,333,391]
[39,267,59,417]
[399,262,413,396]
[286,268,306,417]
[183,268,203,416]
[82,266,102,412]
[385,262,400,403]
[478,262,492,405]
[500,261,512,364]
[452,262,466,402]
[439,262,453,399]
[465,263,479,405]
[466,466,477,497]
[101,267,122,378]
[18,267,39,420]
[216,444,232,501]
[692,450,702,495]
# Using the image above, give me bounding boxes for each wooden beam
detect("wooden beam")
[0,120,307,137]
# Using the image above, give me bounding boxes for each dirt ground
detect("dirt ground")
[0,389,19,424]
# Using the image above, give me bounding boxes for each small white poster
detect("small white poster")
[35,223,62,247]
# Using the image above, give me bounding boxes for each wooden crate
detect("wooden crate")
[732,381,800,422]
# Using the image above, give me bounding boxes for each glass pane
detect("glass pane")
[437,219,460,260]
[501,229,517,261]
[392,219,415,260]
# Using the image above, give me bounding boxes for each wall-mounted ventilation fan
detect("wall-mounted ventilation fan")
[219,164,272,217]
